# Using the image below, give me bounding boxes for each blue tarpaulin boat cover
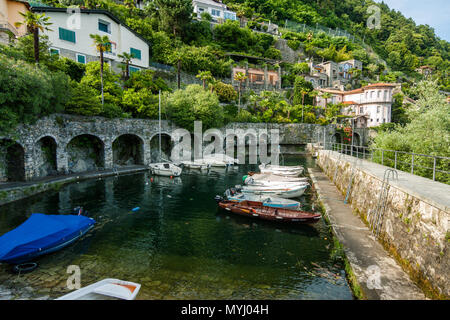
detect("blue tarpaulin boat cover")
[0,213,95,264]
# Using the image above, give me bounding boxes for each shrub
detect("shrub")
[213,81,237,103]
[164,84,223,131]
[287,39,301,51]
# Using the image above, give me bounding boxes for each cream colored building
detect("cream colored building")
[0,0,29,44]
[317,83,400,128]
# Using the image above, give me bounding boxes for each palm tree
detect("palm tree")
[118,52,133,80]
[321,92,332,114]
[90,34,111,106]
[234,71,247,111]
[15,11,52,64]
[196,71,214,90]
[309,90,319,106]
[300,89,309,122]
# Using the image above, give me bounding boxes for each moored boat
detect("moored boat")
[217,200,321,224]
[259,164,304,176]
[218,188,301,210]
[245,173,309,183]
[181,160,211,170]
[238,183,309,198]
[149,162,182,177]
[56,279,141,300]
[0,213,95,265]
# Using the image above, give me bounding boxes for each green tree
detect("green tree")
[14,11,52,64]
[155,0,193,37]
[89,34,112,105]
[196,70,214,90]
[118,52,133,80]
[164,84,223,131]
[234,71,247,111]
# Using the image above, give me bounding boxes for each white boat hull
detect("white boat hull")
[149,163,182,176]
[240,184,308,198]
[56,279,141,300]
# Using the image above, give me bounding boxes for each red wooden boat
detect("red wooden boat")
[217,200,321,224]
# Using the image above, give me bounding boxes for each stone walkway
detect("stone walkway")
[308,166,426,300]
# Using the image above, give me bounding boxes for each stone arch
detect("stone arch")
[332,132,342,144]
[67,134,105,173]
[353,132,361,146]
[112,134,144,165]
[34,136,58,177]
[0,139,25,182]
[150,132,173,162]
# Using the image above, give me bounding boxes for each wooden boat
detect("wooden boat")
[0,213,95,265]
[221,189,301,210]
[244,176,309,187]
[239,183,308,198]
[149,162,182,177]
[56,279,141,300]
[217,200,321,224]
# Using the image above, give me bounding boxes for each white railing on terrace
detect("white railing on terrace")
[325,142,450,184]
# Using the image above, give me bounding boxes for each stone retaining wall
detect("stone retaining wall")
[317,150,449,298]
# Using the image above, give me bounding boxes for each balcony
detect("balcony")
[0,21,19,37]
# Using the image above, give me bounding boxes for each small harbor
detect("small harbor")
[0,155,353,300]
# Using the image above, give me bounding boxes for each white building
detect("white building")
[31,7,150,73]
[317,83,400,128]
[192,0,237,22]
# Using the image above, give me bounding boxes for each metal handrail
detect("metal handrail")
[326,142,450,183]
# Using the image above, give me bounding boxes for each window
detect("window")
[59,27,76,43]
[130,47,141,60]
[98,20,111,33]
[377,90,381,98]
[76,54,86,64]
[129,66,140,74]
[360,107,363,114]
[377,106,380,113]
[50,48,60,56]
[211,9,221,17]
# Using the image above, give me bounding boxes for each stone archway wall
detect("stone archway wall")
[150,132,173,162]
[0,114,370,181]
[113,134,144,165]
[0,139,25,182]
[67,134,105,173]
[34,136,58,178]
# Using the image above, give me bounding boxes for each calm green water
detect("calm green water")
[0,156,353,300]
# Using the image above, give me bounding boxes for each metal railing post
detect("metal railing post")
[381,150,384,165]
[411,154,414,174]
[394,151,397,169]
[433,157,436,181]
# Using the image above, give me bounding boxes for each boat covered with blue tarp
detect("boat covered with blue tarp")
[0,213,95,264]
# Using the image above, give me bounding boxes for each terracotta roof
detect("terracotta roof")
[364,83,398,88]
[342,101,358,105]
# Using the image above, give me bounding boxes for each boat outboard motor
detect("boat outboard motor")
[214,195,224,203]
[224,189,231,198]
[234,185,242,192]
[73,206,88,216]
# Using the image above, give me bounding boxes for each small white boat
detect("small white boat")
[181,161,211,170]
[246,173,308,183]
[223,189,301,210]
[239,183,309,198]
[56,279,141,300]
[259,163,304,176]
[203,153,238,167]
[149,162,182,177]
[244,175,309,186]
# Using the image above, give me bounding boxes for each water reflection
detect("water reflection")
[0,156,353,300]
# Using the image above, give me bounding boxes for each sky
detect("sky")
[375,0,450,41]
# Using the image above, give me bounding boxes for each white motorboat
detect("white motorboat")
[149,162,182,177]
[259,163,304,176]
[203,153,239,167]
[56,279,141,300]
[181,160,210,170]
[222,189,301,210]
[238,183,309,198]
[243,174,309,186]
